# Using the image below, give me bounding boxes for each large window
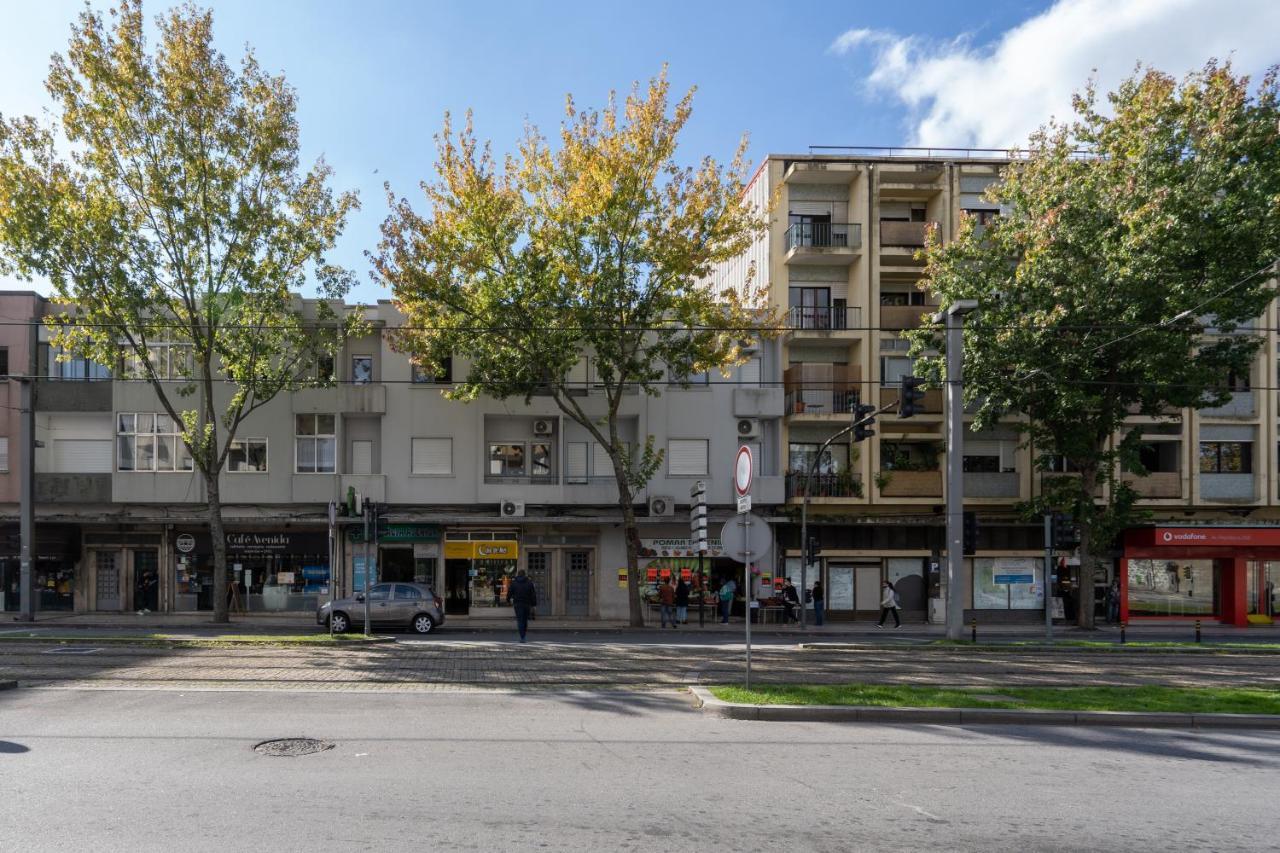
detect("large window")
[1199,441,1252,474]
[789,286,831,329]
[351,355,373,384]
[1126,441,1180,474]
[565,441,628,482]
[121,343,193,380]
[227,438,267,473]
[963,440,1015,474]
[117,413,192,472]
[880,356,913,387]
[49,346,111,380]
[880,290,925,307]
[788,443,848,474]
[668,439,709,476]
[411,438,452,475]
[411,358,452,384]
[1127,559,1219,616]
[295,414,336,473]
[489,444,526,477]
[973,558,1044,610]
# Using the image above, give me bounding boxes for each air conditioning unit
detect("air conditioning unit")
[648,496,675,517]
[500,499,525,518]
[736,418,761,440]
[532,418,554,436]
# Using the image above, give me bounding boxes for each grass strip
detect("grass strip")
[708,683,1280,715]
[0,633,381,646]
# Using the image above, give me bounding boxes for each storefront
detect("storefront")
[638,537,726,618]
[1122,526,1280,625]
[442,533,520,616]
[172,528,330,612]
[0,524,80,612]
[348,523,441,591]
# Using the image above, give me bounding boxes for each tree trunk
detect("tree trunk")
[620,490,644,628]
[207,473,230,624]
[1076,468,1098,630]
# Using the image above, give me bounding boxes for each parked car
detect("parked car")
[317,582,445,634]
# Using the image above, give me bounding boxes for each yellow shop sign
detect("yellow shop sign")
[443,540,520,560]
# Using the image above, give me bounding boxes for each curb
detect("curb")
[0,635,397,647]
[798,642,1280,655]
[0,679,15,690]
[687,686,1280,729]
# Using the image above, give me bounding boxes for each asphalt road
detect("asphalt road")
[2,688,1278,852]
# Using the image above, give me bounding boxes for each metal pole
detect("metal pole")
[698,549,705,627]
[17,377,34,622]
[742,511,751,689]
[1043,513,1054,640]
[362,504,371,636]
[944,306,967,640]
[328,501,336,638]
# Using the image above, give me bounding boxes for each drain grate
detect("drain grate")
[253,738,335,757]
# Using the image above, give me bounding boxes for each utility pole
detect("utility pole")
[362,500,371,636]
[17,376,34,622]
[939,300,979,641]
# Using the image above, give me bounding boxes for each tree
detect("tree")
[374,71,774,627]
[0,1,359,622]
[908,62,1280,628]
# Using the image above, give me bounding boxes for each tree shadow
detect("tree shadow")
[0,740,30,753]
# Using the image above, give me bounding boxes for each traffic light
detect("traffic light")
[1052,512,1080,550]
[899,375,926,419]
[806,536,819,567]
[962,511,978,556]
[852,403,876,442]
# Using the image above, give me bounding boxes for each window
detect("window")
[531,442,552,477]
[316,352,335,382]
[788,287,831,329]
[963,440,1015,474]
[880,291,925,306]
[351,356,373,384]
[489,443,526,477]
[295,414,336,473]
[668,439,708,476]
[227,438,267,473]
[882,442,938,472]
[121,343,193,380]
[1226,371,1250,392]
[1043,455,1081,473]
[1199,441,1252,474]
[0,347,8,376]
[117,412,192,472]
[411,358,452,384]
[738,356,761,385]
[788,443,848,474]
[667,358,709,386]
[49,346,111,380]
[0,437,8,473]
[566,442,588,483]
[881,356,913,387]
[411,438,452,475]
[367,584,392,601]
[1127,442,1180,474]
[394,584,421,601]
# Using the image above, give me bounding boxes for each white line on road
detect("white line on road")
[894,801,946,823]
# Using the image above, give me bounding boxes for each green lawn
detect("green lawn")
[709,683,1280,715]
[0,633,378,646]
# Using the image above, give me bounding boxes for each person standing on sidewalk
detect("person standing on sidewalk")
[811,579,824,626]
[674,574,691,625]
[659,575,677,628]
[718,578,736,624]
[507,569,538,643]
[876,581,901,628]
[781,579,800,623]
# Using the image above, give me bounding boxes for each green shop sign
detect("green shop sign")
[349,524,442,543]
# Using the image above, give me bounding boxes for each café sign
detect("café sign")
[639,538,723,558]
[443,540,520,560]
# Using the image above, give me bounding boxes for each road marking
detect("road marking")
[42,647,104,655]
[894,801,946,823]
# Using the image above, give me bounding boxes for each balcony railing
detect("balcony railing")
[785,222,861,251]
[483,473,560,485]
[786,472,863,499]
[784,363,861,416]
[787,305,862,331]
[879,220,932,248]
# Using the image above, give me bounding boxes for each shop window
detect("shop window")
[117,412,193,472]
[351,355,373,384]
[411,357,452,384]
[668,439,708,476]
[227,438,267,473]
[1127,559,1218,616]
[489,443,526,477]
[1199,441,1252,474]
[295,414,336,473]
[411,438,452,475]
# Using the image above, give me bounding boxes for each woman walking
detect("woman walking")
[876,581,901,628]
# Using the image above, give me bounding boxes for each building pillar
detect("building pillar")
[1220,557,1248,627]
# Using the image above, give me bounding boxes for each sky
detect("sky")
[1,0,1278,303]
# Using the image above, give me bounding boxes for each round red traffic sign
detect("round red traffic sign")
[734,445,753,497]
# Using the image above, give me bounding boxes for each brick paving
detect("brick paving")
[2,639,1279,692]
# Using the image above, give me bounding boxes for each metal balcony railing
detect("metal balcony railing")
[787,305,861,330]
[786,472,863,499]
[785,222,861,251]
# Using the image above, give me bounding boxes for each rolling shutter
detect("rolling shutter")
[668,439,708,475]
[411,438,451,475]
[53,439,112,473]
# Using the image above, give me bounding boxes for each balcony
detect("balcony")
[1121,471,1182,499]
[879,221,932,249]
[785,471,863,500]
[784,364,860,417]
[878,470,942,498]
[1200,473,1256,502]
[1200,391,1255,418]
[783,160,859,184]
[787,305,862,332]
[784,222,862,265]
[293,384,387,415]
[964,472,1020,499]
[483,474,559,486]
[881,384,943,415]
[342,473,386,503]
[879,304,934,329]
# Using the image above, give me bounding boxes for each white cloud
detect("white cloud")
[831,0,1280,148]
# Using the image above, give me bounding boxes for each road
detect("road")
[2,687,1277,852]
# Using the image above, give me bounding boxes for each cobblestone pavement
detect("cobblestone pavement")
[2,639,1279,692]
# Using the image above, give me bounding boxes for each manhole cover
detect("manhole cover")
[43,647,103,655]
[253,738,335,757]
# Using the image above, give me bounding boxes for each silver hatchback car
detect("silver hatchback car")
[317,582,445,635]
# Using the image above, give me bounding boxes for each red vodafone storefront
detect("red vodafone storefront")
[1122,527,1280,626]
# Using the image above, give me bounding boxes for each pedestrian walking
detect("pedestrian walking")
[811,579,824,626]
[659,575,677,628]
[876,581,901,628]
[1107,578,1120,624]
[506,568,537,642]
[718,578,736,623]
[781,579,800,623]
[674,575,691,625]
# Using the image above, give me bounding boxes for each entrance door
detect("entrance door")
[379,548,415,583]
[887,558,925,611]
[132,549,159,612]
[444,559,470,615]
[564,550,591,617]
[95,551,121,611]
[855,565,881,613]
[527,551,552,616]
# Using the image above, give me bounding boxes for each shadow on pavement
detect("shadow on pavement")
[0,740,31,753]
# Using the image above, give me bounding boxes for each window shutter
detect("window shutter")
[53,439,112,473]
[591,442,613,478]
[411,438,451,475]
[668,439,708,475]
[739,357,761,385]
[566,442,588,483]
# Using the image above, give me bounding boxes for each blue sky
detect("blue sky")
[1,0,1277,302]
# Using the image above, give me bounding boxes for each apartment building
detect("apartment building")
[706,150,1280,626]
[0,295,784,620]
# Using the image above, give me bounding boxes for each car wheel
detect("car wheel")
[411,613,436,635]
[330,612,350,634]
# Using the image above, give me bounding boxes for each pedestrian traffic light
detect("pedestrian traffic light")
[806,536,819,567]
[962,511,978,556]
[899,375,926,419]
[852,403,876,442]
[1052,512,1080,550]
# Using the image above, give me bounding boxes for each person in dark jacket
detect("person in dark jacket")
[507,569,538,642]
[811,580,825,626]
[674,575,691,625]
[782,579,800,623]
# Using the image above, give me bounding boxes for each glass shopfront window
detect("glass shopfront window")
[173,530,330,612]
[1126,558,1220,616]
[973,557,1045,610]
[0,557,75,612]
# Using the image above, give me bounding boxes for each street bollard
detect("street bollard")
[971,617,977,644]
[1120,621,1126,645]
[1195,619,1201,644]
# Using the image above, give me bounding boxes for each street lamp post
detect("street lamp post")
[937,299,979,641]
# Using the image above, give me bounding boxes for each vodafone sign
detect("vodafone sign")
[1152,527,1280,547]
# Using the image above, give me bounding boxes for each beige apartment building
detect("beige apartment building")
[710,149,1280,626]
